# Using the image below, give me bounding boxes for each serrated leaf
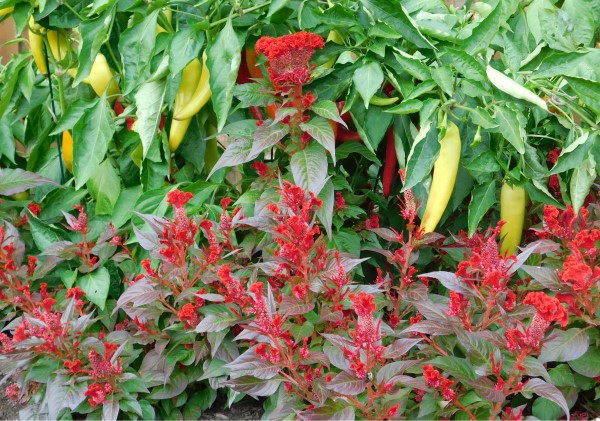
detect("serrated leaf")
[73,98,116,189]
[290,142,328,195]
[300,117,336,164]
[234,83,275,107]
[468,180,496,237]
[353,61,384,108]
[207,18,244,131]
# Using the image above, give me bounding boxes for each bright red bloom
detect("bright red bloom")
[523,292,568,327]
[178,303,200,328]
[250,161,269,176]
[28,202,42,216]
[66,286,86,300]
[547,148,561,165]
[423,365,442,388]
[5,383,20,401]
[85,382,113,407]
[255,32,324,88]
[167,189,193,208]
[64,359,84,374]
[561,251,596,291]
[334,191,346,211]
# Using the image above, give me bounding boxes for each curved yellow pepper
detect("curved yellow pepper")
[169,58,202,151]
[82,53,120,101]
[420,121,462,233]
[29,17,48,75]
[0,6,14,16]
[500,182,527,256]
[173,52,211,121]
[62,131,73,173]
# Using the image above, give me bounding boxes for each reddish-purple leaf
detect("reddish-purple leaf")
[383,338,422,359]
[326,370,367,395]
[224,376,282,396]
[522,378,570,419]
[0,168,60,195]
[376,360,421,383]
[279,296,315,316]
[298,405,355,421]
[420,271,476,296]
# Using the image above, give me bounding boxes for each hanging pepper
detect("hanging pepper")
[82,53,120,100]
[169,57,202,152]
[62,131,73,173]
[156,8,172,34]
[173,52,211,121]
[500,182,527,256]
[0,6,14,16]
[322,30,343,69]
[28,17,48,75]
[420,121,462,233]
[382,126,397,198]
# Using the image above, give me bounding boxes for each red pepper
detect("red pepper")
[249,106,264,121]
[382,126,397,199]
[336,127,362,142]
[237,50,253,85]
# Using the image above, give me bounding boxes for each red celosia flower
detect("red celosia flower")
[387,404,400,418]
[334,191,346,211]
[89,347,122,380]
[167,189,193,208]
[423,365,442,388]
[66,286,86,300]
[64,359,84,374]
[302,92,315,108]
[365,213,380,229]
[70,204,89,233]
[248,282,282,337]
[523,292,568,327]
[85,382,113,407]
[547,148,561,165]
[561,251,595,291]
[255,32,324,88]
[28,202,42,216]
[178,303,200,328]
[349,292,380,347]
[5,383,20,401]
[250,161,269,176]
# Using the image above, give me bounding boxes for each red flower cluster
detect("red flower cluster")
[248,282,283,337]
[255,32,324,88]
[85,382,113,407]
[423,365,455,401]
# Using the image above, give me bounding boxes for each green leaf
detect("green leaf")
[78,267,110,310]
[207,18,244,131]
[135,57,168,161]
[118,11,159,94]
[87,159,120,215]
[233,83,275,107]
[336,141,381,165]
[300,117,336,164]
[442,47,486,81]
[353,61,384,108]
[494,105,525,154]
[569,346,600,377]
[183,388,217,420]
[360,0,434,49]
[73,98,116,189]
[386,99,422,115]
[522,378,570,420]
[74,9,113,85]
[429,356,477,380]
[50,98,97,135]
[403,120,439,191]
[539,328,589,363]
[469,107,497,129]
[550,132,595,175]
[463,2,501,55]
[28,213,64,250]
[431,66,453,96]
[168,27,205,76]
[291,321,315,343]
[392,51,431,81]
[561,0,595,48]
[531,50,600,81]
[548,365,576,388]
[316,179,334,239]
[0,53,28,117]
[290,142,328,196]
[268,0,291,16]
[564,76,600,116]
[467,180,496,237]
[311,100,346,127]
[532,398,562,421]
[0,117,17,163]
[569,153,595,213]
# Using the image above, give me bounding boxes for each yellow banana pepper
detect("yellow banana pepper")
[62,131,73,173]
[420,121,462,233]
[82,53,120,100]
[169,58,202,151]
[173,52,211,121]
[500,182,527,256]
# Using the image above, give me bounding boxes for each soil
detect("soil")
[0,384,21,421]
[199,395,264,421]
